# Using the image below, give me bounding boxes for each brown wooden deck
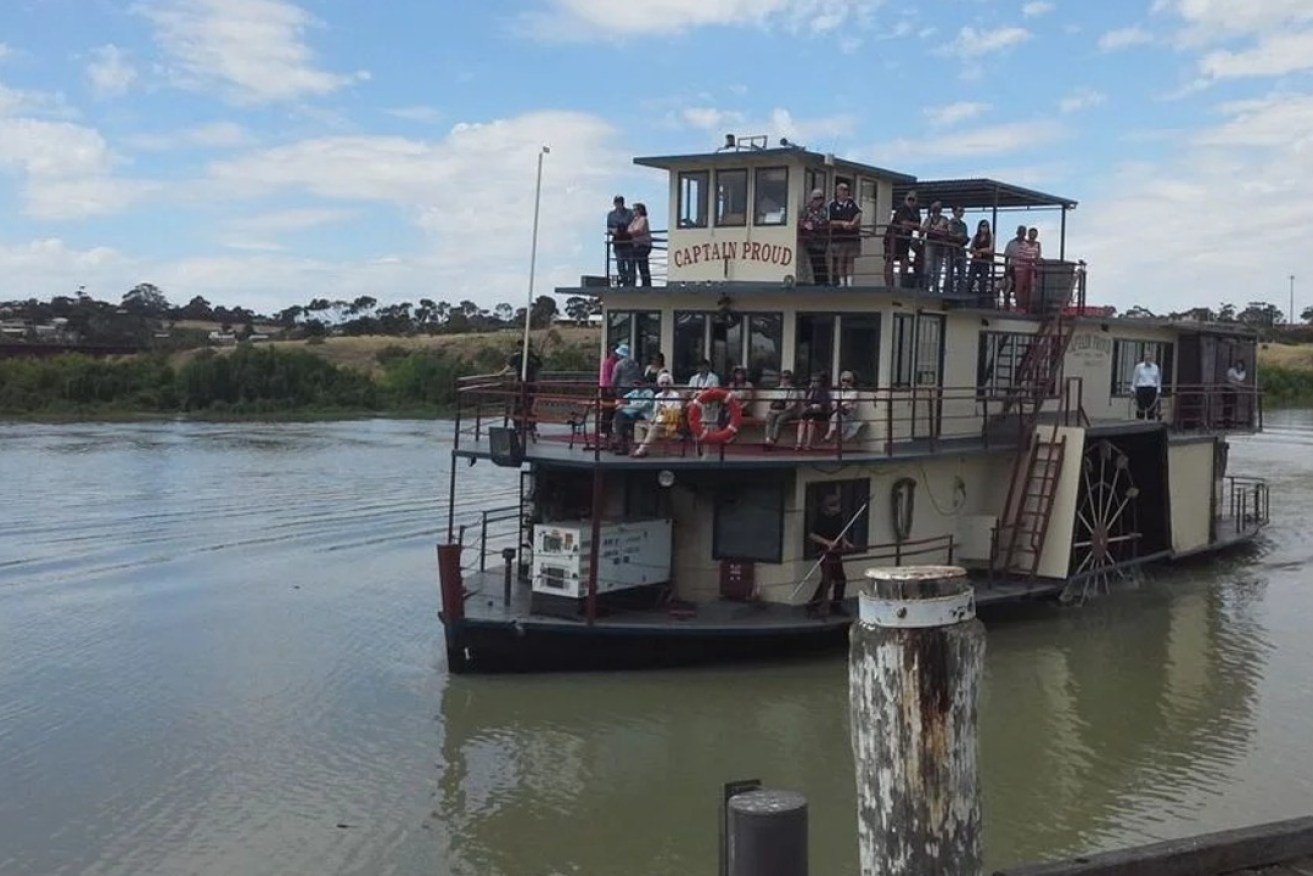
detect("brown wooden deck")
[994,816,1313,876]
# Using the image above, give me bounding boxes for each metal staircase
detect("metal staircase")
[993,314,1080,579]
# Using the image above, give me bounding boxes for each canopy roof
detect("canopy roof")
[891,178,1077,211]
[633,147,916,184]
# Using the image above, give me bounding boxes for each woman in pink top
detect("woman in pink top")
[628,203,653,287]
[598,348,619,441]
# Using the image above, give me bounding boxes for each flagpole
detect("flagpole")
[521,145,550,380]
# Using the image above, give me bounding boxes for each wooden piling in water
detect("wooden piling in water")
[849,564,984,876]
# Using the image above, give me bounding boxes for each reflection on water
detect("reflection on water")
[2,414,1313,875]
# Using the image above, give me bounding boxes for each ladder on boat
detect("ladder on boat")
[993,313,1080,579]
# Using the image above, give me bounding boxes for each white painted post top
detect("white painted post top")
[859,565,975,628]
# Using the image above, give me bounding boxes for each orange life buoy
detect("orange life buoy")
[687,387,743,444]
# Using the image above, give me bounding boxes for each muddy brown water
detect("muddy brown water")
[2,414,1312,875]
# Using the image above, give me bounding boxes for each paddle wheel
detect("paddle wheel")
[1064,438,1142,603]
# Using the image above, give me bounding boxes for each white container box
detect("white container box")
[531,519,673,598]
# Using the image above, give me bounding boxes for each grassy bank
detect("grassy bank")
[1257,343,1313,404]
[1,328,601,420]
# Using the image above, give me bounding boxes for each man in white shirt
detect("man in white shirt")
[1224,359,1247,427]
[1132,350,1161,420]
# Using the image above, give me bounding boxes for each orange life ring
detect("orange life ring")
[687,387,743,444]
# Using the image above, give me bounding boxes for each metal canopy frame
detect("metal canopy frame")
[892,178,1078,259]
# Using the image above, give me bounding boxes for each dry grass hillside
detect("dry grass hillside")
[168,326,602,377]
[1258,342,1313,371]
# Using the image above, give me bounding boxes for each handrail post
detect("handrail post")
[479,510,489,573]
[850,566,984,876]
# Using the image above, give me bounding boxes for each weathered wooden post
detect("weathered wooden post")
[726,789,809,876]
[850,565,984,876]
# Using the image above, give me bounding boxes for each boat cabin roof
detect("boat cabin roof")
[891,178,1078,211]
[633,146,916,185]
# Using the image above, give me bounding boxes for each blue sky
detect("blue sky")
[0,0,1310,317]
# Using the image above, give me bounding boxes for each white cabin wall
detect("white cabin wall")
[1168,440,1215,554]
[1064,324,1178,423]
[1035,425,1086,579]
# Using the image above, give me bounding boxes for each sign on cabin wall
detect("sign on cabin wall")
[670,240,795,270]
[1068,332,1112,367]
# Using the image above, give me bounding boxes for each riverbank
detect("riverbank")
[0,327,600,420]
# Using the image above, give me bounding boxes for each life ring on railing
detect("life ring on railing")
[687,387,743,444]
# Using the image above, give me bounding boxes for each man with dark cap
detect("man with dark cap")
[607,195,635,286]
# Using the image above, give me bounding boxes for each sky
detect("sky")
[0,0,1309,318]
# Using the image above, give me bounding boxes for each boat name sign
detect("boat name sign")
[671,240,794,269]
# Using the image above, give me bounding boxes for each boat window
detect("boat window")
[607,311,662,367]
[753,167,789,226]
[1111,339,1175,396]
[858,178,878,232]
[976,331,1034,398]
[678,171,709,228]
[838,314,881,387]
[715,169,748,227]
[891,313,944,388]
[746,313,783,388]
[795,313,836,382]
[803,479,870,559]
[713,478,785,563]
[673,311,711,382]
[805,168,827,201]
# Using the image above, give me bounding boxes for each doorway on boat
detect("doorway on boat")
[1069,427,1169,592]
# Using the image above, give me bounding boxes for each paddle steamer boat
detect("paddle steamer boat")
[437,135,1270,674]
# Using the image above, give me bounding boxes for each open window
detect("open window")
[678,171,709,228]
[715,169,748,227]
[754,167,789,226]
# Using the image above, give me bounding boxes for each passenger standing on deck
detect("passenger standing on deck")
[1013,227,1042,313]
[921,202,951,293]
[890,191,921,285]
[828,182,862,287]
[1002,225,1026,309]
[968,220,994,304]
[610,343,642,390]
[598,346,619,441]
[628,203,652,287]
[607,195,635,286]
[799,189,830,286]
[806,491,853,618]
[947,206,969,295]
[1224,359,1247,427]
[1133,350,1161,420]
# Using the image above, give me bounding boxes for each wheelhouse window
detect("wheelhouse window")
[858,178,878,232]
[714,169,748,227]
[1112,339,1174,396]
[838,314,881,387]
[678,171,709,228]
[607,311,662,368]
[805,168,828,202]
[673,311,710,382]
[795,313,836,383]
[753,167,789,226]
[803,479,869,559]
[976,331,1035,398]
[714,477,785,563]
[892,313,945,388]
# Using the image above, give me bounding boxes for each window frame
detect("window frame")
[976,330,1035,399]
[892,313,945,388]
[837,313,881,388]
[803,478,870,559]
[714,168,749,228]
[753,166,790,227]
[1111,339,1175,397]
[713,476,786,563]
[678,171,709,229]
[606,310,662,368]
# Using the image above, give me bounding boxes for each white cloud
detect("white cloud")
[1022,2,1053,17]
[924,101,991,127]
[672,105,853,144]
[1155,0,1313,44]
[679,106,746,130]
[1097,27,1153,51]
[0,43,11,62]
[942,25,1032,59]
[1058,88,1105,113]
[86,44,138,97]
[386,105,445,124]
[127,121,253,151]
[226,207,356,234]
[518,0,881,40]
[1075,89,1313,314]
[876,119,1067,161]
[140,0,367,104]
[1198,30,1313,79]
[0,117,154,219]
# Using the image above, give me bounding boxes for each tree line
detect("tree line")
[1,284,603,349]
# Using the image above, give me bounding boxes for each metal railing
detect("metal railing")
[603,229,670,287]
[1167,384,1263,433]
[1225,476,1269,534]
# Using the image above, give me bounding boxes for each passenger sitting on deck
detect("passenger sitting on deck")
[632,372,683,457]
[795,372,833,451]
[764,370,803,447]
[611,384,655,454]
[721,366,754,427]
[823,370,862,443]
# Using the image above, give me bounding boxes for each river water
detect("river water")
[1,413,1311,875]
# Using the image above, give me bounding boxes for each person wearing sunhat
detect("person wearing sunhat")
[798,188,830,286]
[610,342,642,390]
